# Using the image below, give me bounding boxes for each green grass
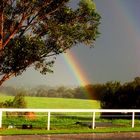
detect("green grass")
[0,96,100,117]
[0,95,13,102]
[0,95,101,135]
[26,97,100,109]
[1,96,140,135]
[1,127,140,135]
[0,96,100,109]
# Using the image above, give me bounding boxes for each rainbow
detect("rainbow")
[61,0,140,99]
[63,51,89,86]
[63,50,94,99]
[107,0,139,36]
[107,0,140,69]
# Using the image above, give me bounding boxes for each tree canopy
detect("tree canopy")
[0,0,101,85]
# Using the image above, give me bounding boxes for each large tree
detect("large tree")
[0,0,100,85]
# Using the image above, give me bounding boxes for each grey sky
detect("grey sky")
[5,0,140,87]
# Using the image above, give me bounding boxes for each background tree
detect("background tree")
[99,78,140,119]
[0,0,100,85]
[74,86,88,99]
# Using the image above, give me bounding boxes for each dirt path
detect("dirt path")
[1,132,140,140]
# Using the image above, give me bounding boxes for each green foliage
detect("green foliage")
[100,81,121,109]
[97,78,140,119]
[0,0,101,85]
[0,92,27,108]
[80,0,96,12]
[12,93,27,108]
[73,86,88,99]
[0,93,27,117]
[100,78,140,110]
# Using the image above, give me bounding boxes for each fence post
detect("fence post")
[92,112,96,129]
[47,112,51,130]
[132,111,135,128]
[0,110,2,128]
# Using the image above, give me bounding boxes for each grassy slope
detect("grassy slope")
[26,97,100,109]
[0,96,100,109]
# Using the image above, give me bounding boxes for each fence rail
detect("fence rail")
[0,108,140,130]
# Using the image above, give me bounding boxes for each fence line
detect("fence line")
[0,108,140,130]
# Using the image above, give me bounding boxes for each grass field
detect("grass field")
[1,127,140,135]
[1,96,140,135]
[1,96,101,132]
[0,96,100,109]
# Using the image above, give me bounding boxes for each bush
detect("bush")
[0,92,27,118]
[12,92,27,108]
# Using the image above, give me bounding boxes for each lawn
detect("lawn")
[0,96,101,119]
[0,96,100,109]
[1,96,140,135]
[1,96,101,133]
[1,127,140,135]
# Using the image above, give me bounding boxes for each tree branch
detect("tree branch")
[0,72,15,86]
[18,0,53,37]
[3,14,27,48]
[38,0,66,20]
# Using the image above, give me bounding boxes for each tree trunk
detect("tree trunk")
[0,0,3,50]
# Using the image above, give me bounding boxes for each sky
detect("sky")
[4,0,140,87]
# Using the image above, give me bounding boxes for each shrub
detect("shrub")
[0,93,27,118]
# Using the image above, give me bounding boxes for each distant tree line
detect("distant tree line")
[1,77,140,119]
[1,77,140,109]
[0,85,90,99]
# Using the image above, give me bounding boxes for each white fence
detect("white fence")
[0,109,139,130]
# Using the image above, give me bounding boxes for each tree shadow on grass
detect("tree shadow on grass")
[52,113,92,121]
